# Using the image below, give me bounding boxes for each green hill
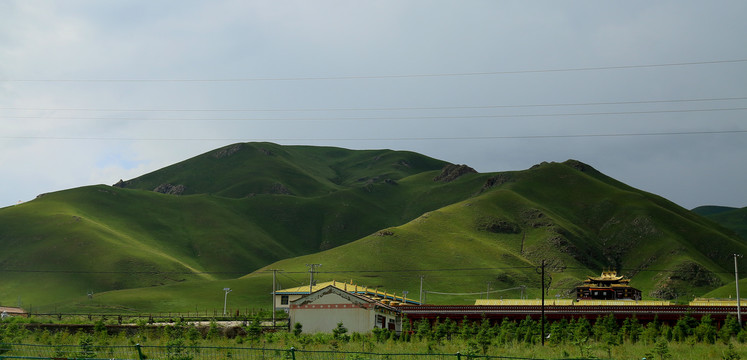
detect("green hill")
[113,142,447,198]
[693,206,747,241]
[235,161,744,305]
[703,278,745,299]
[0,143,744,313]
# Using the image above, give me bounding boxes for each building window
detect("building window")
[281,295,289,305]
[376,315,386,328]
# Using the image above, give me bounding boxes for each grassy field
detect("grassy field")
[2,315,747,360]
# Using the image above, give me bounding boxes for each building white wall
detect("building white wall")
[288,287,401,334]
[292,306,375,334]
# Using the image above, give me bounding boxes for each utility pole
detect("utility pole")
[535,260,546,346]
[735,254,743,325]
[486,281,493,300]
[541,260,545,346]
[270,269,280,327]
[419,275,425,304]
[306,264,322,294]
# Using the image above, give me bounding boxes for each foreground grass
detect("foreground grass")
[3,334,746,359]
[2,321,746,360]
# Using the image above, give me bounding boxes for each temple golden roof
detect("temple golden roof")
[583,270,630,284]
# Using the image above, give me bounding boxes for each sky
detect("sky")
[1,0,746,210]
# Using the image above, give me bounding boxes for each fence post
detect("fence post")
[290,346,296,360]
[456,351,462,360]
[135,343,144,360]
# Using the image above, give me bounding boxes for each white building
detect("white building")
[289,285,403,334]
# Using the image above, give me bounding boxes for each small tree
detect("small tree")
[648,339,672,360]
[459,316,475,340]
[400,317,411,342]
[600,331,620,359]
[415,319,432,341]
[516,316,538,344]
[246,314,262,341]
[476,318,492,354]
[570,318,592,358]
[165,338,193,360]
[720,315,741,343]
[722,342,741,360]
[592,313,618,341]
[431,317,444,341]
[673,317,690,342]
[695,314,717,344]
[622,316,643,343]
[547,319,568,345]
[77,334,96,359]
[445,317,459,340]
[497,317,518,344]
[332,322,349,341]
[206,319,220,340]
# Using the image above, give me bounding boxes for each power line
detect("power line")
[3,107,746,122]
[2,96,746,112]
[1,129,745,142]
[0,269,247,275]
[425,286,526,296]
[2,58,746,82]
[305,266,536,274]
[275,271,304,287]
[0,265,738,276]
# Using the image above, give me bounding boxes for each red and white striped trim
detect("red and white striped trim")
[290,303,373,310]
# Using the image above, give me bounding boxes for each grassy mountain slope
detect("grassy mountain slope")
[703,278,746,299]
[693,206,737,216]
[249,161,744,303]
[0,144,489,310]
[693,206,747,241]
[49,159,747,312]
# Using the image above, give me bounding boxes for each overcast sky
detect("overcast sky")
[1,1,746,210]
